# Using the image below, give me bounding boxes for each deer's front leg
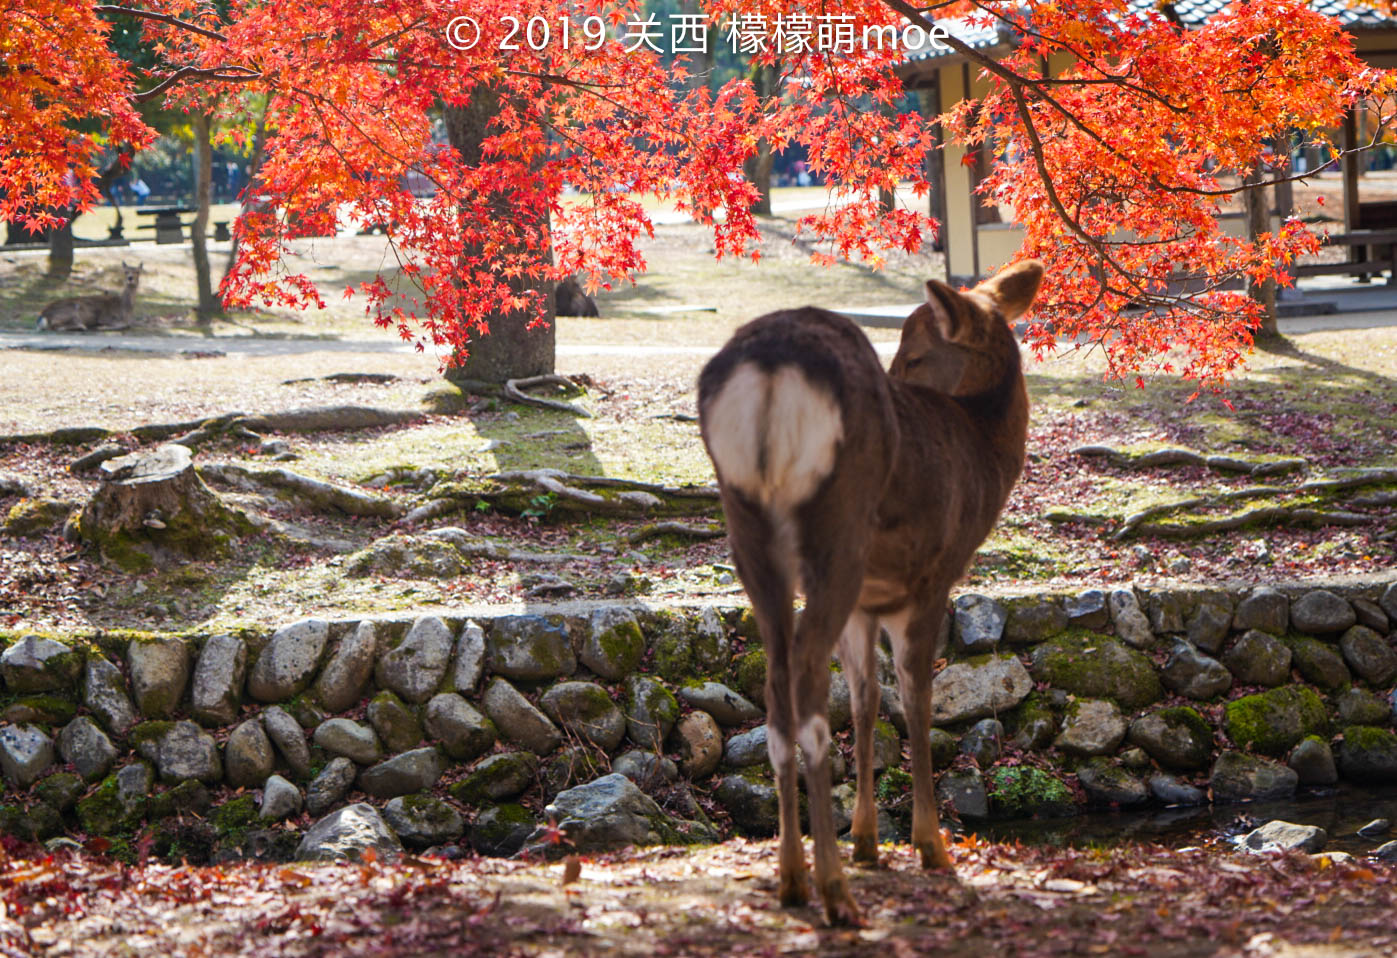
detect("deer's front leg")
[885,603,954,871]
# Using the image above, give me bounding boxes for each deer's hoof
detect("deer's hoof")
[916,840,954,871]
[821,882,865,928]
[778,871,810,908]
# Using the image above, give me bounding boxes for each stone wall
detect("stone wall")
[1,578,1395,862]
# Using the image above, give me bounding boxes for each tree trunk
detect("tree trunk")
[77,444,249,570]
[191,111,221,323]
[442,90,555,384]
[47,208,74,279]
[743,62,778,216]
[1245,169,1279,339]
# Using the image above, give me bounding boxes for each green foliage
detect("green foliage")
[987,766,1074,817]
[521,492,558,519]
[875,767,913,805]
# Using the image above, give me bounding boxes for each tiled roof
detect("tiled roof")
[902,1,1397,65]
[1168,0,1396,27]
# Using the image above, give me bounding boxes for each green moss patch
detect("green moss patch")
[1223,687,1328,756]
[1028,631,1162,708]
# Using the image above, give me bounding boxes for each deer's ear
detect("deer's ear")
[973,259,1043,322]
[922,280,962,341]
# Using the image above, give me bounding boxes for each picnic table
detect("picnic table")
[135,206,195,244]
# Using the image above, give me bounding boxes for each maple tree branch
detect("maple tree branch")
[134,65,261,102]
[94,5,227,42]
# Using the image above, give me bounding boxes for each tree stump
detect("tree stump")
[77,444,252,571]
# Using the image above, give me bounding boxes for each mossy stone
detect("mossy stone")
[129,720,176,761]
[734,647,767,708]
[1339,726,1397,783]
[366,691,423,754]
[690,609,731,675]
[3,497,75,537]
[1336,688,1390,727]
[35,771,83,812]
[580,608,645,680]
[625,675,680,751]
[148,780,213,820]
[987,766,1074,817]
[449,751,539,805]
[1284,635,1352,691]
[77,774,143,834]
[2,694,78,726]
[928,728,959,767]
[1006,695,1057,751]
[469,802,537,857]
[1028,632,1162,708]
[714,769,779,836]
[874,719,902,771]
[0,803,62,841]
[1128,706,1215,770]
[209,795,259,843]
[648,620,693,684]
[1223,687,1328,756]
[538,682,626,752]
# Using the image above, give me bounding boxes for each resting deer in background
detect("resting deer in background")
[697,259,1043,925]
[37,262,142,331]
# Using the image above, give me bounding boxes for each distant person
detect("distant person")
[227,162,240,197]
[132,177,151,203]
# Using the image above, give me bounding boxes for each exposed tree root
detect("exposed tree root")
[424,527,596,564]
[1071,444,1307,478]
[627,521,726,545]
[1298,468,1397,493]
[3,405,425,452]
[419,470,718,519]
[234,405,423,434]
[281,372,400,385]
[198,462,405,518]
[503,375,592,418]
[1131,506,1373,539]
[1111,486,1289,539]
[1047,479,1391,539]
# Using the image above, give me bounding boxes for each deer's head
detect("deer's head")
[120,261,143,292]
[889,259,1043,395]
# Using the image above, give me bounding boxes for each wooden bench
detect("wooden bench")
[1292,228,1397,285]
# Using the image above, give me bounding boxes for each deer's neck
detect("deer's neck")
[890,357,1028,475]
[953,360,1027,443]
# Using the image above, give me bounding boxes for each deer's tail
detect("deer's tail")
[700,360,844,514]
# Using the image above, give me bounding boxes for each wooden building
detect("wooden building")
[895,0,1397,285]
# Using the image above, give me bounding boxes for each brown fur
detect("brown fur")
[37,262,142,331]
[697,260,1043,925]
[555,276,599,317]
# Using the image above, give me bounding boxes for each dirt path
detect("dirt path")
[10,839,1394,957]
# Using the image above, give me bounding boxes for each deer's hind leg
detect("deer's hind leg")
[837,609,880,865]
[792,549,870,925]
[722,492,807,907]
[885,598,955,871]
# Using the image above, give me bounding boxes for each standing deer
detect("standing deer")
[697,259,1043,925]
[37,261,142,331]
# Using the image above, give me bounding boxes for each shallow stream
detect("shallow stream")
[967,785,1397,857]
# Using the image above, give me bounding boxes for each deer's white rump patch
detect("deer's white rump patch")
[704,361,844,512]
